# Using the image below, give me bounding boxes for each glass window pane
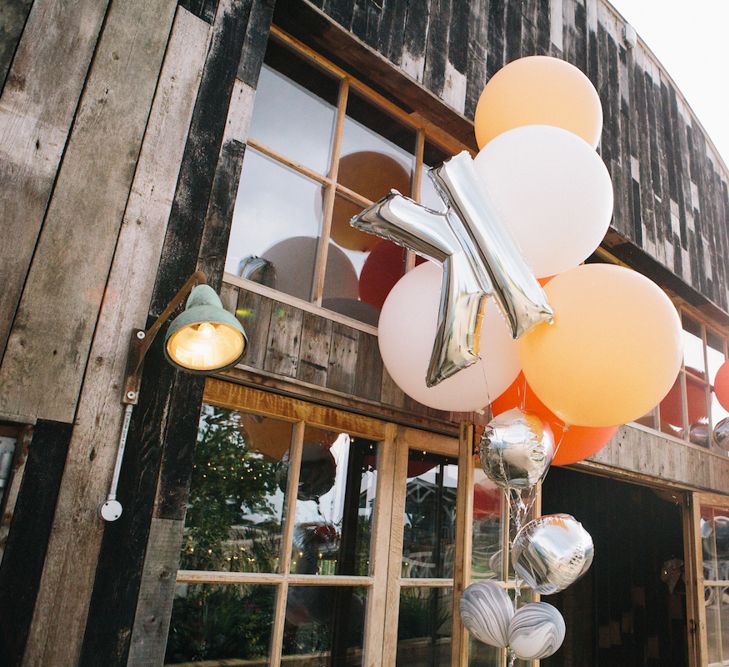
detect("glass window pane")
[682,315,706,375]
[702,507,720,582]
[248,46,339,174]
[181,406,292,573]
[396,587,453,666]
[226,151,325,301]
[165,583,275,664]
[402,451,459,579]
[468,638,502,666]
[323,190,406,325]
[471,469,504,581]
[340,91,416,180]
[659,375,686,439]
[706,585,722,664]
[634,408,657,430]
[283,586,367,664]
[686,374,710,447]
[419,142,451,212]
[708,331,728,430]
[291,429,378,576]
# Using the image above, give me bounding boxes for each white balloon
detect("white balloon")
[473,125,614,278]
[460,581,513,649]
[378,262,520,412]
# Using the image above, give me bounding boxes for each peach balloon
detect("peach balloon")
[518,264,683,427]
[474,56,602,149]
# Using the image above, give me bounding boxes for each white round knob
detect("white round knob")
[100,499,123,522]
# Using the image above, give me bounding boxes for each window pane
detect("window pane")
[283,586,367,664]
[340,91,416,177]
[706,586,722,664]
[181,406,291,573]
[165,583,275,665]
[402,451,459,579]
[682,315,706,375]
[291,429,378,576]
[468,638,502,666]
[685,373,710,447]
[226,151,323,299]
[396,587,453,666]
[708,331,728,430]
[471,469,503,581]
[323,190,405,325]
[419,142,451,212]
[659,375,686,439]
[248,47,339,174]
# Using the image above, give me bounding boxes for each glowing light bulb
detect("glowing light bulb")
[197,322,216,339]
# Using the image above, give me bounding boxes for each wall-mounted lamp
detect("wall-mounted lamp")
[100,271,247,522]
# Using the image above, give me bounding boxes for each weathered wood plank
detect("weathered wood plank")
[0,0,109,358]
[353,330,383,402]
[0,0,34,90]
[297,311,333,386]
[20,9,209,667]
[0,420,71,667]
[0,0,179,423]
[264,301,304,377]
[236,288,274,370]
[327,321,359,394]
[127,518,185,665]
[79,1,257,664]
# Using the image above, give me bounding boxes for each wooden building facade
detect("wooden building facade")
[0,0,728,665]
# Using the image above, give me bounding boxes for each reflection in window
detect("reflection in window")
[471,470,503,581]
[165,583,275,664]
[283,586,367,665]
[702,505,729,665]
[396,587,452,666]
[180,405,291,573]
[249,56,338,174]
[708,331,729,430]
[291,428,378,576]
[402,451,458,579]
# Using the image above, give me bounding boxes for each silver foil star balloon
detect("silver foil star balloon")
[351,151,552,387]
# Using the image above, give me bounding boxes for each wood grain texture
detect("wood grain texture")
[0,0,179,423]
[0,421,71,667]
[20,9,210,667]
[0,0,34,90]
[0,0,109,358]
[79,1,257,664]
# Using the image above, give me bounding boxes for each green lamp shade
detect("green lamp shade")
[165,284,247,372]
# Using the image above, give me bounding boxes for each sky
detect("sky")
[608,0,729,167]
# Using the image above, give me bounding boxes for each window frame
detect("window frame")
[223,27,472,333]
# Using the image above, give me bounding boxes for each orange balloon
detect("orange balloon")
[518,264,683,427]
[474,56,602,149]
[491,373,617,466]
[716,361,729,412]
[330,151,411,252]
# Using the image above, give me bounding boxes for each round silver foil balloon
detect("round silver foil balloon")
[459,581,513,648]
[512,514,594,594]
[480,409,554,490]
[508,602,565,660]
[713,417,729,451]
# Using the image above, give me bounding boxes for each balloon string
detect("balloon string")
[507,650,517,667]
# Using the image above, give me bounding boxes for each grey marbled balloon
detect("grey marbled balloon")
[480,409,554,491]
[508,602,565,660]
[459,581,513,648]
[512,514,594,594]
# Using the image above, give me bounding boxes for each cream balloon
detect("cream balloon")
[518,264,683,427]
[474,55,602,149]
[473,125,614,277]
[378,262,520,412]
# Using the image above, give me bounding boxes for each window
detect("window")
[700,501,729,666]
[224,36,451,326]
[636,309,728,451]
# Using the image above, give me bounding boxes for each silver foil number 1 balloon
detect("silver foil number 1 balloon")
[351,151,552,387]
